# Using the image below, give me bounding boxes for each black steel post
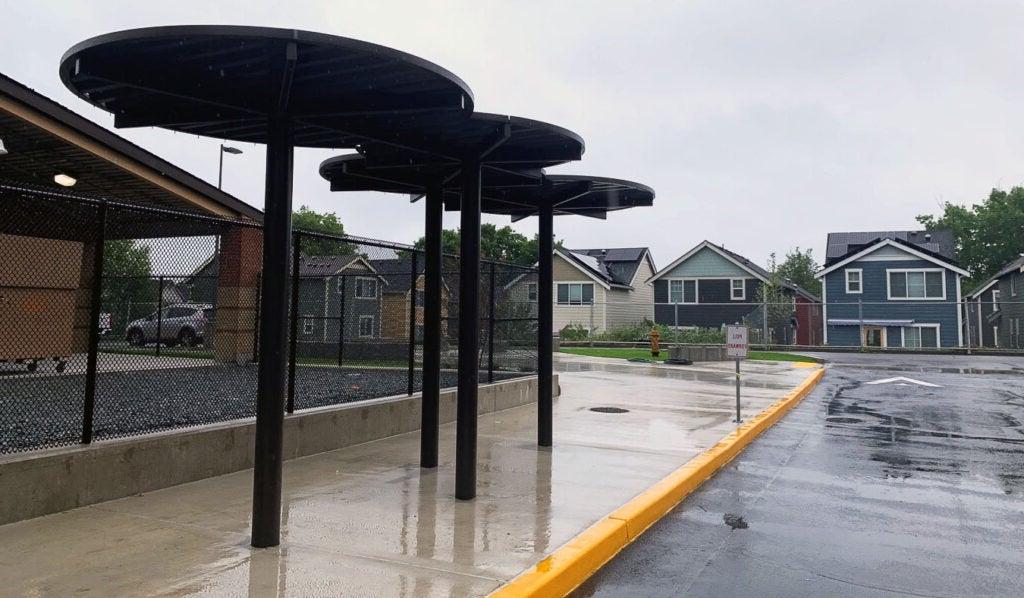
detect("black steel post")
[81,201,107,445]
[337,276,346,367]
[456,160,482,500]
[420,182,443,469]
[488,261,496,384]
[407,250,418,396]
[537,203,554,447]
[155,276,164,356]
[287,233,300,414]
[251,115,294,548]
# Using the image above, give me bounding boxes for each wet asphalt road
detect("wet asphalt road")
[575,353,1024,597]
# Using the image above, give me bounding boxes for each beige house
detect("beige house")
[546,247,656,334]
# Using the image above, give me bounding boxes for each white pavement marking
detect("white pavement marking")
[865,376,942,388]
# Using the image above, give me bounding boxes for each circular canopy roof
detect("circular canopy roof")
[353,113,584,168]
[59,25,474,148]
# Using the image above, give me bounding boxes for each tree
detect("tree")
[412,224,562,266]
[917,187,1024,287]
[755,253,793,341]
[775,246,821,296]
[102,240,156,332]
[291,205,356,255]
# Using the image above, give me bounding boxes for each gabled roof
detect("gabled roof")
[968,255,1024,298]
[299,254,381,280]
[368,258,427,294]
[557,247,652,290]
[816,237,969,278]
[648,240,821,302]
[825,229,955,265]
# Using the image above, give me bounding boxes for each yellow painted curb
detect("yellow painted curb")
[490,365,825,598]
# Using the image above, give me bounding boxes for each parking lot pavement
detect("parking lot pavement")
[577,353,1024,597]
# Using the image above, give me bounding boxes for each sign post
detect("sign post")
[726,325,749,423]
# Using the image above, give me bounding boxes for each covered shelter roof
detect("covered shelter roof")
[59,25,474,149]
[494,175,655,221]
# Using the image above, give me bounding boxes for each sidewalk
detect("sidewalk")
[0,355,814,597]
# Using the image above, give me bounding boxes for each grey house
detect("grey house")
[968,255,1024,349]
[295,254,385,356]
[816,230,968,348]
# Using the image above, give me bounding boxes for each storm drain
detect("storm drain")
[590,406,629,414]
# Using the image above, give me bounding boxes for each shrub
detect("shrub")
[559,323,590,341]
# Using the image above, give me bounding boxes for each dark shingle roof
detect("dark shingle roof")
[968,255,1024,297]
[825,230,955,265]
[565,247,649,288]
[707,242,821,302]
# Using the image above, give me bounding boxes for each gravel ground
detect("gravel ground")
[0,364,527,453]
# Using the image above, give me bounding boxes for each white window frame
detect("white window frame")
[845,269,863,294]
[354,277,378,299]
[1012,275,1018,297]
[358,314,375,338]
[336,277,345,294]
[886,268,946,301]
[992,289,1001,312]
[900,323,941,349]
[666,278,698,304]
[302,315,315,335]
[556,282,594,306]
[526,282,538,302]
[730,278,746,301]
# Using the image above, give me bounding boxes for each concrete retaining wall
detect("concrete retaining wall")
[0,374,555,525]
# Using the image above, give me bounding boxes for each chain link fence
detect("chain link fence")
[0,183,537,453]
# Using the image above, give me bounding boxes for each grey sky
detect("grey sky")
[4,1,1024,269]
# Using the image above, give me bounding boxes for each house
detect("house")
[295,254,385,352]
[648,240,822,344]
[967,255,1024,349]
[816,230,968,348]
[547,247,657,334]
[369,258,450,341]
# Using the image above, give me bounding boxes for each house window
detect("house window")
[557,283,594,305]
[730,279,746,300]
[845,269,862,294]
[888,270,945,300]
[901,325,940,348]
[302,316,315,335]
[526,283,538,302]
[668,279,697,304]
[358,315,375,338]
[992,289,1001,312]
[355,277,378,299]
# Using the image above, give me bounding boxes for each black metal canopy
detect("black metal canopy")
[59,25,474,148]
[497,175,655,221]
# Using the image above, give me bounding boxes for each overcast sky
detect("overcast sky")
[4,1,1024,268]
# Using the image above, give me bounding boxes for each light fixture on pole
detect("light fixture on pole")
[218,144,243,189]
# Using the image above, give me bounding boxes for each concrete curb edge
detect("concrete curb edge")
[489,365,826,598]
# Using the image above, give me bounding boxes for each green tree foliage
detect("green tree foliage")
[755,253,794,342]
[292,205,356,255]
[102,240,156,330]
[775,246,821,296]
[917,187,1024,287]
[413,224,562,266]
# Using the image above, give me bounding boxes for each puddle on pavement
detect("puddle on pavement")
[830,364,1024,377]
[723,513,748,529]
[557,361,793,390]
[590,407,630,414]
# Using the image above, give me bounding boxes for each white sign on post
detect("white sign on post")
[726,325,749,359]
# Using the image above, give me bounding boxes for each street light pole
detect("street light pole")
[219,144,243,189]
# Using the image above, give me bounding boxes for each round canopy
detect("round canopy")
[488,175,655,221]
[60,25,474,148]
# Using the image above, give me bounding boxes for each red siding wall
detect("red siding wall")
[795,295,823,345]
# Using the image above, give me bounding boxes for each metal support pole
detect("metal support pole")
[81,201,106,445]
[537,202,554,448]
[421,182,443,469]
[761,301,768,347]
[734,358,741,423]
[407,250,418,396]
[456,160,482,500]
[252,115,294,548]
[337,276,346,367]
[155,276,164,356]
[287,233,300,413]
[488,261,496,384]
[858,298,864,346]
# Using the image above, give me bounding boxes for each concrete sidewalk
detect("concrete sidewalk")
[0,356,813,597]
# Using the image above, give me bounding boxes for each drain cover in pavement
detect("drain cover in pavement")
[590,407,629,414]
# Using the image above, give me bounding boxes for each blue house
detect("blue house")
[816,230,968,348]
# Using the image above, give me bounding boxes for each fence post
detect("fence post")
[81,201,107,445]
[858,298,864,346]
[337,275,346,367]
[761,300,768,347]
[407,251,418,396]
[488,261,496,384]
[155,275,165,356]
[287,233,300,413]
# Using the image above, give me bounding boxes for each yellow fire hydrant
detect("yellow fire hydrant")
[650,327,660,357]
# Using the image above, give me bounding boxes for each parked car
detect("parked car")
[125,303,213,348]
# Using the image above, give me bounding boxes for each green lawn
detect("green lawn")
[558,347,819,363]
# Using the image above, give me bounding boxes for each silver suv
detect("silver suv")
[125,303,213,348]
